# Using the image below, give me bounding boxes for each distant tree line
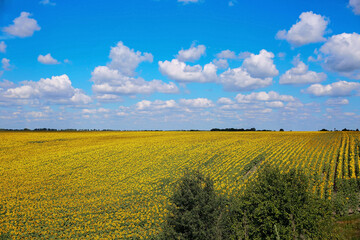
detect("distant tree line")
[319,128,359,131]
[210,128,272,132]
[0,127,358,132]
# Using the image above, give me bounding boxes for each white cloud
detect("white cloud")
[326,98,349,105]
[265,101,284,108]
[160,49,276,89]
[82,108,110,114]
[2,58,10,70]
[91,66,178,95]
[82,109,98,114]
[26,111,47,118]
[179,98,214,108]
[305,81,360,97]
[95,94,122,102]
[178,0,199,3]
[136,100,177,110]
[159,59,218,83]
[108,41,153,76]
[213,59,229,69]
[39,0,56,6]
[91,42,177,98]
[320,33,360,79]
[38,53,60,65]
[71,89,92,104]
[216,50,236,59]
[238,52,251,59]
[177,44,206,62]
[216,50,251,60]
[4,74,91,104]
[134,98,214,112]
[0,42,6,53]
[214,50,251,69]
[218,49,278,91]
[235,91,295,103]
[0,79,15,89]
[276,11,329,46]
[242,49,278,78]
[349,0,360,15]
[279,60,326,85]
[2,12,41,38]
[219,67,272,91]
[217,97,234,105]
[285,101,304,109]
[228,1,237,7]
[308,54,322,62]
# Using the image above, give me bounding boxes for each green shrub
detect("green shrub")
[160,169,229,240]
[229,164,335,239]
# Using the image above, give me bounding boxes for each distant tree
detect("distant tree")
[160,170,229,240]
[229,165,334,239]
[279,128,284,132]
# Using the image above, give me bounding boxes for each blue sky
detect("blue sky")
[0,0,359,130]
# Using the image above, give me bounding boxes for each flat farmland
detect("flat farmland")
[1,131,359,239]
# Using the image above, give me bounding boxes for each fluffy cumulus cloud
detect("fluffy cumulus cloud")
[177,44,206,62]
[159,59,218,83]
[136,100,177,110]
[91,66,178,95]
[216,50,237,59]
[108,41,153,76]
[349,0,360,15]
[320,33,360,79]
[38,53,60,65]
[214,92,297,121]
[242,50,279,78]
[160,47,277,90]
[216,50,251,60]
[305,81,360,97]
[219,68,272,91]
[235,91,295,103]
[3,74,91,104]
[135,98,213,112]
[91,42,178,98]
[279,60,326,85]
[2,58,11,70]
[82,108,111,115]
[0,42,6,53]
[219,49,278,91]
[217,97,234,105]
[213,59,229,69]
[2,12,41,38]
[179,98,214,108]
[276,11,329,46]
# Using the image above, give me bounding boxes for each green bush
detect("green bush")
[160,169,229,240]
[229,164,334,239]
[160,165,337,239]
